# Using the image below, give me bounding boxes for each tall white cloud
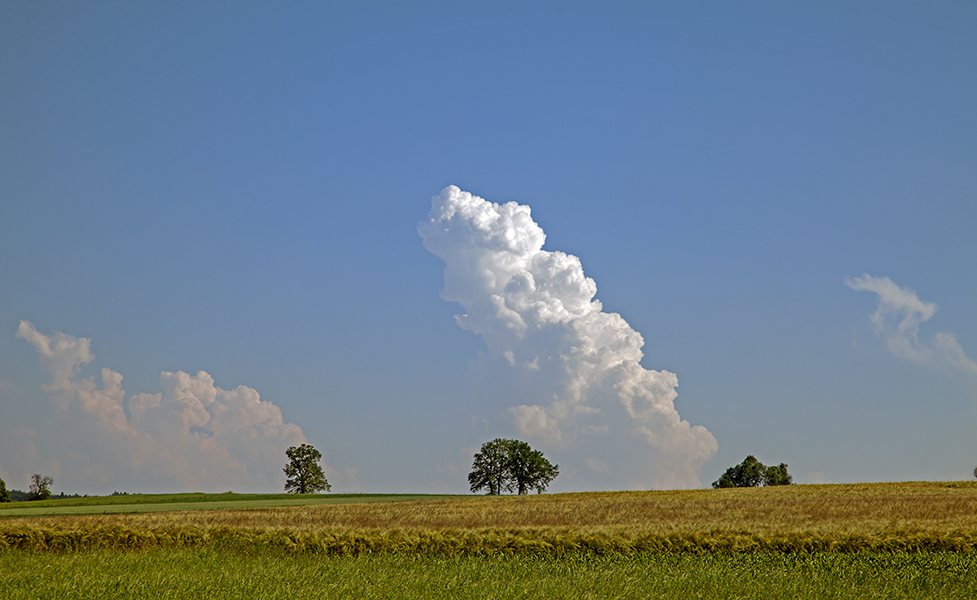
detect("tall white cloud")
[13,321,310,492]
[847,274,977,375]
[419,186,717,489]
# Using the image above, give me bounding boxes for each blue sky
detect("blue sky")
[1,2,975,494]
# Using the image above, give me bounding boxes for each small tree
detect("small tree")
[0,477,10,503]
[712,456,792,488]
[283,444,330,494]
[763,463,793,486]
[28,474,53,501]
[468,438,559,495]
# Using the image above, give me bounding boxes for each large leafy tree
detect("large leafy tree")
[28,474,53,501]
[284,444,331,494]
[712,455,792,488]
[508,440,560,495]
[0,476,10,503]
[468,438,559,495]
[468,438,513,495]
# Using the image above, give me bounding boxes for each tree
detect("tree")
[467,438,513,495]
[0,477,10,503]
[28,474,53,501]
[712,455,764,488]
[468,438,559,495]
[712,455,792,488]
[763,463,793,486]
[283,444,330,494]
[507,440,560,495]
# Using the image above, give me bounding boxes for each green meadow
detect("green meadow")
[4,550,977,599]
[0,492,459,518]
[4,482,977,598]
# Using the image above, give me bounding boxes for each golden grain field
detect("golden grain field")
[4,481,977,554]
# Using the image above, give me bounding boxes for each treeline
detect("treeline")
[2,489,85,503]
[0,474,85,503]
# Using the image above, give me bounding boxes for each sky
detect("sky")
[1,2,975,495]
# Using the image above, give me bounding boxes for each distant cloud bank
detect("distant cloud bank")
[7,321,310,492]
[419,186,717,489]
[847,274,977,375]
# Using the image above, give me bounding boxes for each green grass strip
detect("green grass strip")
[3,549,977,599]
[0,493,462,518]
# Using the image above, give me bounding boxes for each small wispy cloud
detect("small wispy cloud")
[436,446,479,478]
[846,274,977,375]
[584,458,608,473]
[805,471,828,485]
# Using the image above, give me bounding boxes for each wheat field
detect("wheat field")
[4,481,977,554]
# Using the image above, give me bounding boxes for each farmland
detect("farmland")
[0,492,457,518]
[5,481,977,553]
[4,550,976,599]
[4,482,977,598]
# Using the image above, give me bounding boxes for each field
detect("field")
[5,550,977,599]
[4,482,977,598]
[0,492,458,517]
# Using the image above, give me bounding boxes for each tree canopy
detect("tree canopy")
[283,443,331,494]
[467,438,512,495]
[468,438,559,495]
[763,462,793,486]
[712,455,793,488]
[0,477,10,503]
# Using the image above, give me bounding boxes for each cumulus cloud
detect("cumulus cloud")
[13,321,311,492]
[419,186,717,488]
[847,274,977,375]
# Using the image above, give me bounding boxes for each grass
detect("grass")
[3,548,976,599]
[0,492,461,518]
[5,483,977,598]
